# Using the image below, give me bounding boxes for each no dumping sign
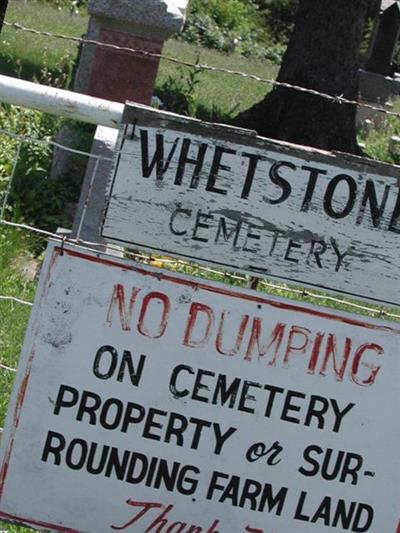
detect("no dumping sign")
[0,241,399,532]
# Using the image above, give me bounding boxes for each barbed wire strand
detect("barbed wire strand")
[0,295,32,306]
[3,21,400,119]
[0,217,399,321]
[0,127,114,162]
[0,363,16,373]
[0,122,399,320]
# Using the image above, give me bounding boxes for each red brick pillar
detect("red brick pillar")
[74,0,187,104]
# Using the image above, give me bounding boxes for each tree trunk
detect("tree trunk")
[0,0,8,33]
[235,0,371,155]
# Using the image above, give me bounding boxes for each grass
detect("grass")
[0,226,37,405]
[1,1,87,82]
[2,1,277,118]
[358,101,400,165]
[159,39,278,118]
[0,226,38,533]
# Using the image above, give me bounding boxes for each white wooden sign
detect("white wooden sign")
[101,103,400,307]
[1,241,400,532]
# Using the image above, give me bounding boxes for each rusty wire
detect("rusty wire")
[0,124,399,324]
[3,20,400,119]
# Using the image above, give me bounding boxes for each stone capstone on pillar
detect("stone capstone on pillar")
[88,0,186,37]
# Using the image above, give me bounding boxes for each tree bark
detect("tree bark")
[234,0,371,155]
[0,0,8,33]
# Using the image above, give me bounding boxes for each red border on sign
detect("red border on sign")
[0,244,399,533]
[65,246,400,334]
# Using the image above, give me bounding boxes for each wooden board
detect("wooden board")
[1,241,400,532]
[101,103,400,307]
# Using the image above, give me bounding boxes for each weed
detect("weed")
[358,100,400,164]
[156,56,203,117]
[0,227,39,533]
[35,48,75,89]
[156,56,240,122]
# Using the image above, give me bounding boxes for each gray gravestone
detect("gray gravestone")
[366,2,400,76]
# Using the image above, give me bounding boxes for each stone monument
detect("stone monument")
[70,0,188,243]
[74,0,187,104]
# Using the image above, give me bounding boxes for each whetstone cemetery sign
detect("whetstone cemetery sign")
[101,103,400,307]
[0,241,399,532]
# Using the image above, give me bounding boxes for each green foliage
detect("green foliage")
[188,0,259,34]
[0,1,87,82]
[156,60,203,117]
[358,102,400,165]
[181,0,285,62]
[0,105,59,230]
[0,10,93,236]
[155,61,239,122]
[0,224,40,533]
[0,108,93,235]
[180,0,300,62]
[0,52,93,236]
[35,48,76,90]
[260,0,299,43]
[0,225,39,397]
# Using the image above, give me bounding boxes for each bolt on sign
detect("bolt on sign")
[101,103,400,307]
[1,241,400,533]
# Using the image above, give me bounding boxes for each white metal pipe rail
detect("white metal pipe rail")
[0,75,124,128]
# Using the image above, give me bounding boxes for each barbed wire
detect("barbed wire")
[0,127,114,162]
[0,363,16,373]
[0,295,32,306]
[0,19,399,471]
[4,20,400,120]
[0,215,399,321]
[1,125,400,322]
[6,124,400,436]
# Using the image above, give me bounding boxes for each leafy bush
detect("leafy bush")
[0,105,91,234]
[0,47,92,235]
[155,63,202,117]
[182,13,235,53]
[180,0,294,63]
[358,100,400,165]
[155,62,239,122]
[188,0,259,34]
[182,0,273,58]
